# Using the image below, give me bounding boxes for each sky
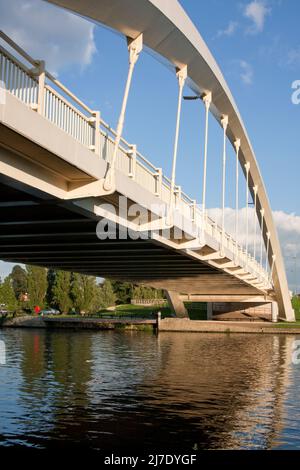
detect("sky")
[0,0,299,289]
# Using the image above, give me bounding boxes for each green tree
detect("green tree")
[52,270,73,313]
[96,279,116,309]
[71,273,97,314]
[292,295,300,321]
[10,265,27,300]
[26,265,47,309]
[111,281,133,304]
[46,269,57,306]
[132,285,164,301]
[0,276,18,311]
[132,285,143,300]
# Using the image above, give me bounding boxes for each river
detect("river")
[0,329,300,451]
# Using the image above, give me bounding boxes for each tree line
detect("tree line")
[0,265,164,314]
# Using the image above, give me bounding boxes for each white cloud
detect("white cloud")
[0,0,96,75]
[239,60,254,85]
[217,21,238,38]
[208,207,300,291]
[244,1,271,34]
[287,46,300,67]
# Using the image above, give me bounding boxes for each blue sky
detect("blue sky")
[0,0,299,287]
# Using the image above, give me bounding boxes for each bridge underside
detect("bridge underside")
[0,173,265,300]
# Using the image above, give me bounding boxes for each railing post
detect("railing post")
[248,253,252,271]
[155,168,162,197]
[237,244,240,266]
[93,110,100,155]
[128,144,137,179]
[212,221,216,241]
[37,60,45,115]
[191,200,196,223]
[175,185,182,208]
[201,207,207,243]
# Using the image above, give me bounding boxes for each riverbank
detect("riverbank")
[1,315,156,331]
[2,315,300,334]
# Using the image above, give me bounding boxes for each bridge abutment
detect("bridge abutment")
[211,302,274,322]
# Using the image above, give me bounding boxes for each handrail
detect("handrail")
[45,84,91,121]
[0,30,94,117]
[136,150,158,172]
[46,71,94,116]
[0,44,35,77]
[0,30,36,67]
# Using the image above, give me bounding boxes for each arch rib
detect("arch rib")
[45,0,294,320]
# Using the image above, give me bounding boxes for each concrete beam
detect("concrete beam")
[164,290,189,319]
[180,294,274,303]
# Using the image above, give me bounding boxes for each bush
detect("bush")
[292,296,300,321]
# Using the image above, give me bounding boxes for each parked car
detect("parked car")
[40,308,60,316]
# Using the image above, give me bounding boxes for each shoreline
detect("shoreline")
[2,315,300,334]
[0,315,157,331]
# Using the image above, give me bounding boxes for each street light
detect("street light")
[183,95,201,100]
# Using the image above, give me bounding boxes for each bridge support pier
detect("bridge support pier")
[165,290,189,319]
[207,303,213,320]
[271,301,279,323]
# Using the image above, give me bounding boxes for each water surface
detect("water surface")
[0,329,299,450]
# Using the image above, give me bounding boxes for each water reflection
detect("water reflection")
[0,329,299,450]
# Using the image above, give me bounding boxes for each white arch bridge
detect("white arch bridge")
[0,0,294,321]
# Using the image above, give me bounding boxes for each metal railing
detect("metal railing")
[0,31,271,289]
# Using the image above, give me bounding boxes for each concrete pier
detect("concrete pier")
[158,318,300,334]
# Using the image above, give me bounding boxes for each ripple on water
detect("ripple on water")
[0,329,300,450]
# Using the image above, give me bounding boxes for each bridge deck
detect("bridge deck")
[0,176,263,296]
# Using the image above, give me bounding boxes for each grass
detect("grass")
[41,302,208,321]
[272,297,300,328]
[115,304,169,318]
[292,296,300,321]
[41,305,161,320]
[111,298,300,325]
[115,302,207,320]
[272,322,300,328]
